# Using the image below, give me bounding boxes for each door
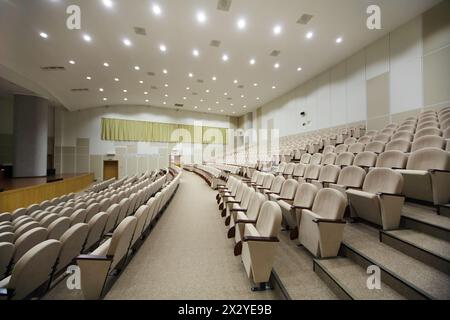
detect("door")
[103,160,119,180]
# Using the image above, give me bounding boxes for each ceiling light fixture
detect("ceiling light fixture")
[102,0,113,8]
[103,62,109,67]
[144,91,148,95]
[159,44,167,52]
[83,34,92,42]
[99,88,104,92]
[69,60,75,65]
[196,11,206,23]
[273,25,282,35]
[124,98,128,101]
[152,3,162,15]
[145,99,149,102]
[123,38,132,46]
[188,73,193,78]
[212,76,217,81]
[86,76,92,80]
[336,37,343,44]
[162,69,168,74]
[222,54,229,61]
[134,66,140,70]
[306,31,314,39]
[193,49,199,57]
[274,63,280,69]
[139,80,144,84]
[249,58,256,65]
[233,80,238,84]
[164,84,168,87]
[297,67,302,71]
[253,83,258,87]
[114,77,120,81]
[237,18,246,30]
[103,97,108,101]
[208,107,211,111]
[39,32,48,39]
[123,89,127,93]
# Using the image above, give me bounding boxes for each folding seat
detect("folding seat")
[357,136,372,145]
[348,143,365,154]
[300,153,312,164]
[275,162,287,175]
[391,131,413,142]
[335,144,348,154]
[240,201,282,288]
[0,242,14,278]
[255,174,274,193]
[344,137,357,145]
[0,232,14,243]
[70,209,87,226]
[226,186,254,226]
[11,227,48,266]
[11,208,26,221]
[310,165,341,190]
[353,151,377,170]
[418,115,438,124]
[47,217,71,240]
[321,153,337,165]
[0,225,13,234]
[444,127,450,139]
[376,150,408,170]
[39,214,59,228]
[411,135,445,152]
[267,179,298,202]
[397,148,450,205]
[417,121,439,131]
[14,222,41,241]
[222,183,247,217]
[335,152,354,168]
[54,223,89,274]
[262,176,285,199]
[130,205,151,249]
[282,164,295,179]
[0,240,61,300]
[396,125,415,133]
[229,192,265,243]
[365,130,378,137]
[381,128,396,135]
[59,207,74,218]
[441,118,450,130]
[298,164,322,184]
[310,153,323,165]
[385,139,411,153]
[219,179,241,209]
[329,165,366,196]
[39,200,51,210]
[26,204,40,215]
[0,213,11,223]
[77,216,137,300]
[84,203,100,223]
[116,198,131,225]
[85,198,96,207]
[299,188,347,258]
[404,116,417,122]
[99,199,111,213]
[291,164,306,180]
[73,202,86,211]
[414,127,442,140]
[373,134,391,144]
[83,212,108,252]
[364,141,385,154]
[322,145,335,155]
[347,168,404,230]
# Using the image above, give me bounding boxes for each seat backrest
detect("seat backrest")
[310,153,323,165]
[304,164,321,180]
[240,186,254,209]
[0,242,14,276]
[116,198,130,225]
[321,153,336,165]
[279,179,298,198]
[14,222,40,241]
[406,147,450,171]
[441,118,450,130]
[300,153,311,164]
[283,164,295,175]
[323,145,335,154]
[336,166,366,188]
[336,152,354,167]
[0,213,12,223]
[380,128,395,136]
[373,134,390,143]
[104,204,121,233]
[293,164,306,177]
[311,188,347,220]
[47,217,71,240]
[246,193,266,221]
[385,139,411,152]
[131,205,151,247]
[335,144,348,154]
[318,165,341,183]
[70,209,87,226]
[13,227,48,264]
[0,232,14,243]
[396,125,415,133]
[59,207,74,218]
[443,127,450,139]
[56,223,89,272]
[362,168,403,195]
[270,176,285,193]
[344,137,357,145]
[293,183,318,208]
[255,173,267,185]
[255,202,282,238]
[414,127,442,140]
[39,213,59,228]
[11,208,27,221]
[107,216,138,269]
[391,131,413,142]
[85,203,100,222]
[417,120,439,131]
[84,212,108,251]
[353,151,377,168]
[99,198,111,212]
[262,174,274,189]
[364,141,385,154]
[376,151,408,169]
[411,135,445,152]
[348,143,365,154]
[8,240,61,300]
[357,136,372,145]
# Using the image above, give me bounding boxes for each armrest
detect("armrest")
[256,186,269,190]
[226,200,241,204]
[291,205,310,210]
[235,219,257,224]
[278,197,294,201]
[243,236,279,243]
[104,232,113,237]
[312,219,346,225]
[347,186,362,190]
[231,208,247,212]
[265,191,280,195]
[77,255,113,261]
[377,192,404,198]
[222,195,234,199]
[429,169,450,174]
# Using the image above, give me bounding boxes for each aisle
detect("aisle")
[105,171,279,299]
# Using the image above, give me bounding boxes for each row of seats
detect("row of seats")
[0,170,172,299]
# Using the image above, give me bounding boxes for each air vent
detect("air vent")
[217,0,232,12]
[297,14,313,25]
[71,88,89,92]
[174,103,184,107]
[151,86,158,90]
[41,66,66,71]
[147,72,155,76]
[134,27,147,36]
[210,40,221,47]
[270,50,281,57]
[237,85,244,89]
[197,79,204,83]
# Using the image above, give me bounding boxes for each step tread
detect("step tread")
[402,203,450,231]
[343,223,450,300]
[384,229,450,261]
[317,257,406,300]
[273,232,338,300]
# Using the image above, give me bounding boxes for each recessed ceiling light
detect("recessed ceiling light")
[183,97,187,100]
[86,76,92,80]
[220,109,224,113]
[144,91,148,95]
[192,49,199,57]
[256,97,260,100]
[253,83,258,87]
[164,84,168,87]
[232,111,236,114]
[196,11,206,24]
[274,63,280,69]
[134,66,140,70]
[200,99,204,102]
[243,105,247,108]
[224,92,228,96]
[123,38,132,46]
[208,107,211,111]
[103,62,109,67]
[145,99,149,102]
[206,89,210,93]
[39,32,48,39]
[273,25,282,35]
[241,94,244,98]
[212,76,217,81]
[188,73,193,78]
[103,97,108,101]
[249,58,256,65]
[114,77,120,81]
[152,3,162,15]
[69,60,75,65]
[163,101,167,105]
[102,0,113,8]
[297,67,302,71]
[162,69,168,74]
[124,98,128,101]
[306,31,314,39]
[222,54,229,61]
[237,18,246,30]
[194,106,198,109]
[336,37,343,44]
[159,44,167,52]
[83,34,92,42]
[216,101,219,104]
[123,89,127,93]
[186,87,190,90]
[164,94,168,97]
[99,88,104,92]
[233,80,238,84]
[272,86,276,89]
[139,80,144,84]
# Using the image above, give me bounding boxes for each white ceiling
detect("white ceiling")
[0,0,439,116]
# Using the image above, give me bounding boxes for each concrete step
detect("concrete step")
[402,203,450,241]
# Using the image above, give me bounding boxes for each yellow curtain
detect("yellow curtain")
[101,118,227,144]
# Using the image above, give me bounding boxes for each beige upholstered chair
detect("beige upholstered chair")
[268,179,298,203]
[282,164,295,179]
[255,174,274,193]
[344,137,357,145]
[83,212,108,252]
[310,153,323,165]
[348,143,365,154]
[0,243,14,278]
[39,214,59,228]
[397,148,450,205]
[358,136,372,145]
[292,164,306,180]
[84,203,100,223]
[130,205,151,249]
[335,144,348,154]
[321,153,337,165]
[347,168,404,230]
[311,165,341,189]
[0,240,61,300]
[330,166,366,196]
[364,141,385,154]
[391,131,413,142]
[373,134,391,144]
[0,213,11,223]
[299,188,347,258]
[376,151,408,169]
[300,153,312,164]
[353,151,377,170]
[411,135,445,152]
[226,186,256,230]
[104,204,121,234]
[47,217,71,240]
[414,128,442,140]
[55,223,89,273]
[298,164,321,184]
[323,145,335,154]
[70,209,87,226]
[263,176,285,199]
[0,232,14,243]
[335,152,354,167]
[240,201,282,289]
[385,139,411,153]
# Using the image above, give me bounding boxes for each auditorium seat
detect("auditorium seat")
[0,240,61,300]
[396,125,415,133]
[411,135,445,152]
[397,147,450,205]
[55,223,89,274]
[385,139,411,153]
[335,152,354,167]
[357,136,372,145]
[323,145,335,154]
[414,127,442,140]
[300,153,312,164]
[256,174,274,193]
[347,168,404,230]
[26,204,40,215]
[70,209,87,226]
[268,179,298,202]
[310,153,323,165]
[348,143,365,154]
[373,134,391,144]
[353,151,377,170]
[77,216,138,300]
[240,201,282,289]
[282,163,295,179]
[376,151,408,169]
[0,225,13,234]
[230,192,265,244]
[335,144,348,154]
[298,164,321,183]
[104,204,121,234]
[0,242,14,278]
[0,213,11,223]
[262,176,285,198]
[292,164,306,180]
[330,165,366,196]
[85,203,100,223]
[391,131,413,142]
[226,186,254,229]
[116,198,131,225]
[59,207,74,218]
[11,208,26,221]
[12,227,48,266]
[364,141,385,154]
[14,222,40,241]
[83,212,108,252]
[344,137,357,145]
[130,205,151,249]
[299,188,347,258]
[0,233,14,243]
[47,217,71,240]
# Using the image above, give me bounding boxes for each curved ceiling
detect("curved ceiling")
[0,0,439,116]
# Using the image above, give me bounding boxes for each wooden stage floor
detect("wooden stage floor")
[0,174,88,192]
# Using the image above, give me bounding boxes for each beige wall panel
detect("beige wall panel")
[367,72,390,119]
[423,46,450,106]
[366,35,390,80]
[89,155,103,181]
[391,109,421,123]
[423,0,450,54]
[367,116,390,131]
